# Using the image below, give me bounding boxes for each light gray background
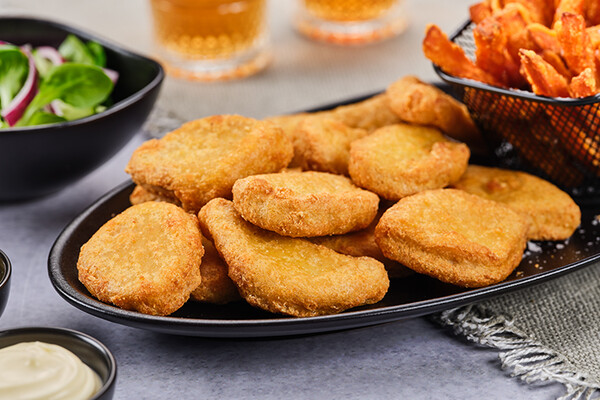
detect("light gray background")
[0,1,567,398]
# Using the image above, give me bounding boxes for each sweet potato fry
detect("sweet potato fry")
[585,0,600,26]
[540,49,572,78]
[519,49,570,97]
[474,17,525,87]
[470,2,493,23]
[552,0,584,27]
[527,23,560,54]
[507,0,554,26]
[494,4,537,61]
[569,68,598,97]
[587,25,600,48]
[423,24,501,86]
[555,12,596,77]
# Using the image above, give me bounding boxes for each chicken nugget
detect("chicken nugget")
[348,123,470,200]
[375,189,528,288]
[309,209,413,279]
[191,237,241,304]
[232,171,379,237]
[129,185,181,207]
[126,115,294,213]
[325,93,402,132]
[293,118,369,175]
[451,165,581,240]
[199,198,389,317]
[386,76,485,151]
[77,202,203,316]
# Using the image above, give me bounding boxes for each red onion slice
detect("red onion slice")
[1,46,38,126]
[35,46,64,65]
[102,68,119,84]
[49,100,63,116]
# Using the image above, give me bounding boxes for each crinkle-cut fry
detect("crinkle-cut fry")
[470,2,493,23]
[556,12,596,77]
[423,24,502,87]
[519,49,570,97]
[527,23,560,54]
[552,0,584,27]
[585,0,600,26]
[474,16,525,88]
[569,68,598,97]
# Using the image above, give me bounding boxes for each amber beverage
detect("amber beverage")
[296,0,407,45]
[149,0,270,80]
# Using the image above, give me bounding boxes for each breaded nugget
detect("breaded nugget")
[348,123,470,200]
[126,115,294,213]
[129,185,181,207]
[266,94,398,167]
[309,210,413,279]
[199,198,389,317]
[375,189,528,288]
[451,165,581,240]
[191,237,241,304]
[386,76,486,151]
[325,93,402,132]
[232,171,379,237]
[77,202,204,316]
[264,113,311,168]
[294,118,368,175]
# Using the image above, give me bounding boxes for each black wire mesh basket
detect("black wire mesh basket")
[434,21,600,200]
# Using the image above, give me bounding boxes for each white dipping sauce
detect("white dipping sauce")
[0,341,101,400]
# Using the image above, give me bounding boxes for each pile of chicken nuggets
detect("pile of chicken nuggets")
[76,75,581,318]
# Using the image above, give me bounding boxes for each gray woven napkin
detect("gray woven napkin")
[434,262,600,400]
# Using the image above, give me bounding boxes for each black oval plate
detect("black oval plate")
[48,180,600,338]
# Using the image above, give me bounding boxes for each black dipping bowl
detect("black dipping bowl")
[0,251,10,318]
[0,17,164,201]
[0,327,117,399]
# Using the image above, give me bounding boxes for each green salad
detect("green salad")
[0,34,117,128]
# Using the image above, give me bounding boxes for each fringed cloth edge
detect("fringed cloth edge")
[432,305,600,400]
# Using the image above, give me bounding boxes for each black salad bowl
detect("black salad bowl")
[0,17,164,201]
[0,250,10,319]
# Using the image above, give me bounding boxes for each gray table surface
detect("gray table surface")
[0,0,568,398]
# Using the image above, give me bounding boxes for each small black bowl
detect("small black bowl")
[0,17,164,201]
[0,327,117,399]
[0,250,10,318]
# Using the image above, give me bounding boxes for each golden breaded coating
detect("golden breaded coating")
[348,123,470,200]
[451,165,581,240]
[326,93,402,132]
[294,118,369,175]
[198,198,389,317]
[375,189,528,288]
[129,185,181,207]
[264,113,311,168]
[77,202,204,316]
[386,76,485,150]
[191,237,241,304]
[232,171,379,237]
[125,115,294,213]
[309,210,413,279]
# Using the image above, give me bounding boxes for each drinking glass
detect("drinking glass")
[149,0,271,80]
[295,0,407,45]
